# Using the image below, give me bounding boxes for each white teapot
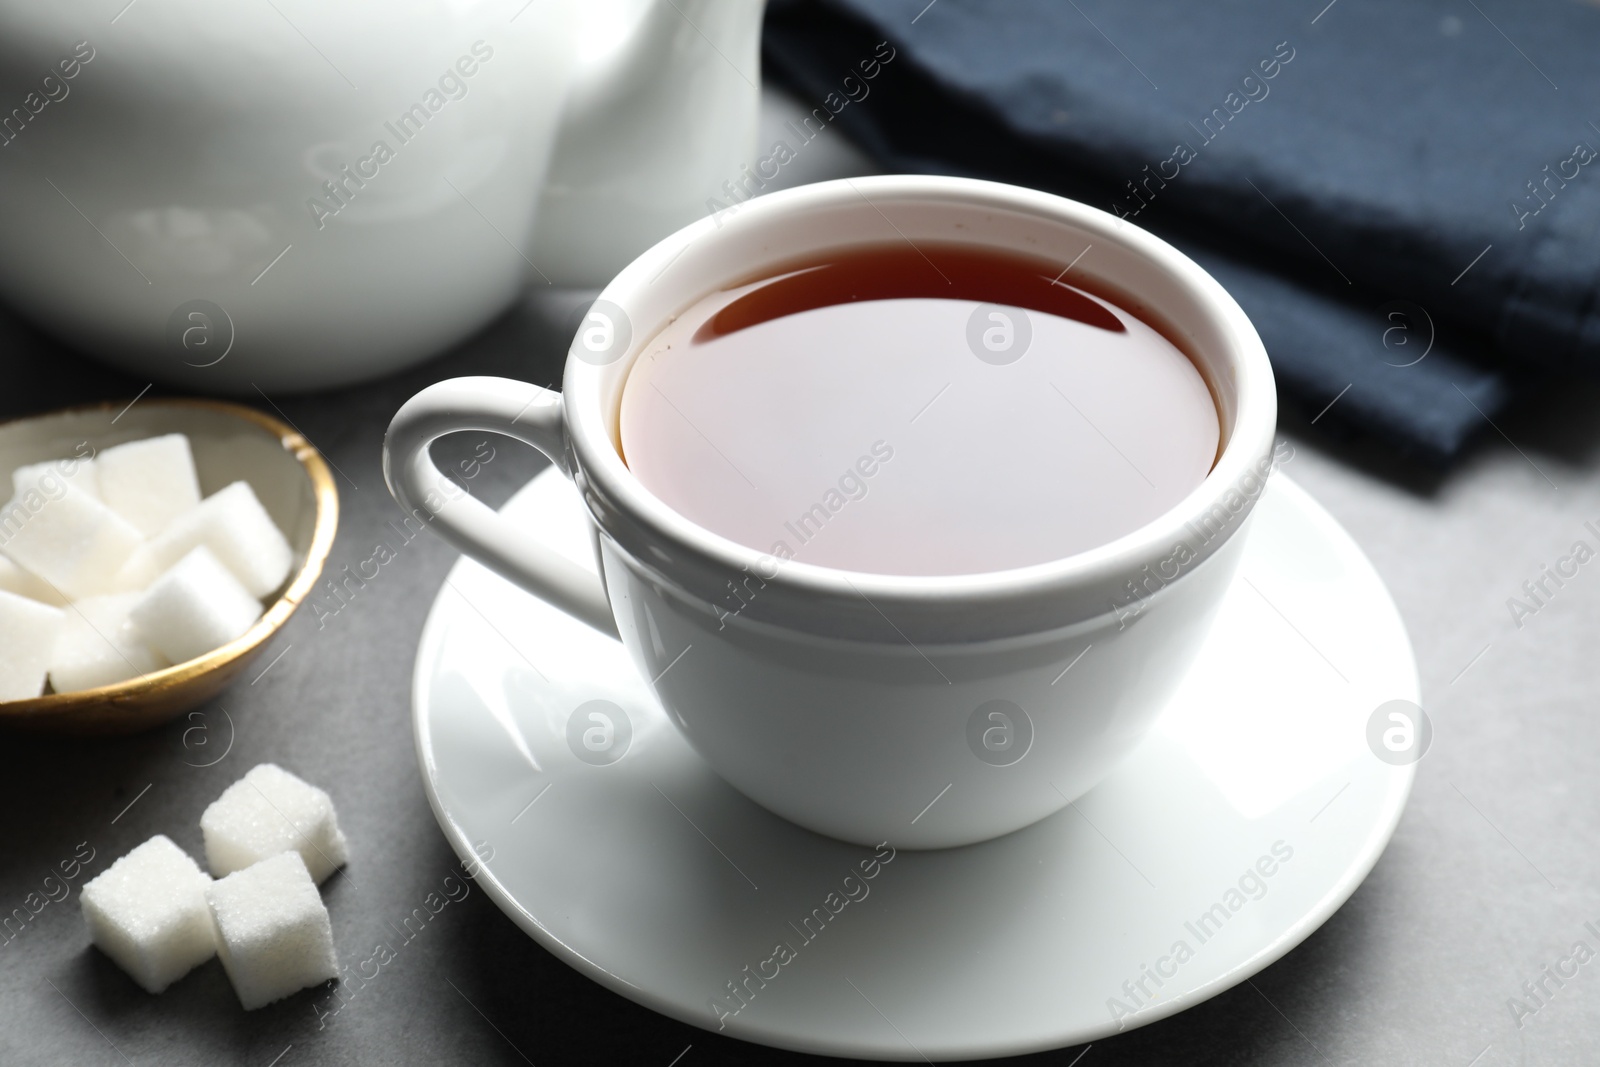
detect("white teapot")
[0,0,765,391]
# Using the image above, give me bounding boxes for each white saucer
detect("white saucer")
[412,469,1417,1061]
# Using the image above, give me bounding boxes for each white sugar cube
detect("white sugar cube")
[49,594,169,693]
[80,835,215,994]
[201,763,348,884]
[206,852,339,1010]
[97,434,202,537]
[0,485,144,599]
[12,454,98,500]
[145,481,293,598]
[0,589,64,700]
[106,544,160,594]
[129,547,262,665]
[0,555,67,605]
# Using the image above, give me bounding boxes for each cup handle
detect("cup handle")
[383,376,619,638]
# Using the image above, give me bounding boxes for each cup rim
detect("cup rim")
[561,175,1277,642]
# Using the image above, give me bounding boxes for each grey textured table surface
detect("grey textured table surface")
[3,89,1600,1067]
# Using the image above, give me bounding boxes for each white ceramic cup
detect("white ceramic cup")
[384,175,1278,849]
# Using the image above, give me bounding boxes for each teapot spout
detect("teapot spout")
[532,0,766,287]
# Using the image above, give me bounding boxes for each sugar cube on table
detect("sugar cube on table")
[0,485,144,599]
[0,589,64,701]
[129,546,262,665]
[97,433,202,537]
[0,554,67,605]
[12,455,98,500]
[48,594,169,693]
[80,835,215,994]
[145,481,293,598]
[201,763,348,884]
[206,852,339,1010]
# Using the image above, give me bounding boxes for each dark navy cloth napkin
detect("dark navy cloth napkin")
[761,0,1600,463]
